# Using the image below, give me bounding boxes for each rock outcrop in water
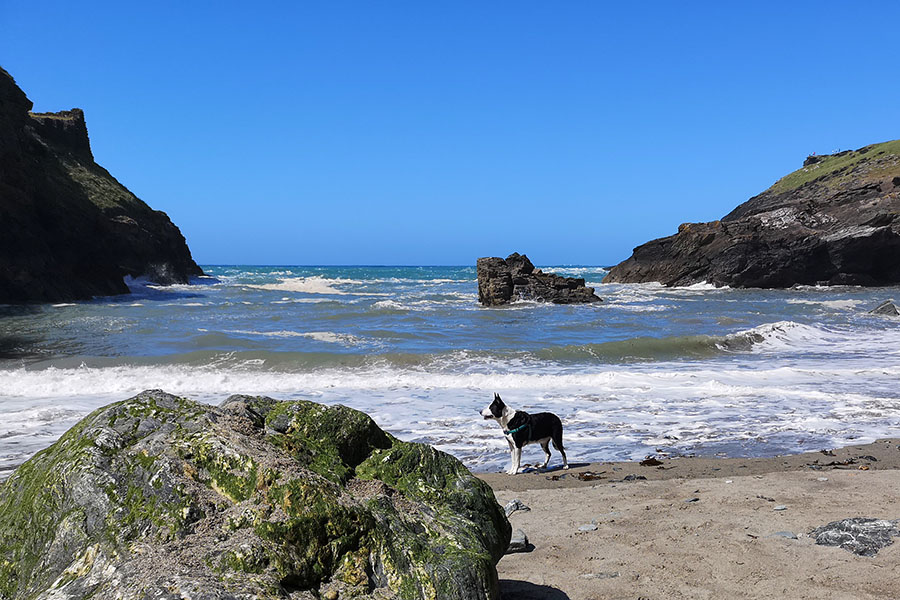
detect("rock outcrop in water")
[0,390,510,600]
[477,253,602,306]
[869,300,900,316]
[0,67,202,304]
[604,141,900,288]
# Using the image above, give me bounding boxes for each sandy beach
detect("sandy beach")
[479,439,900,600]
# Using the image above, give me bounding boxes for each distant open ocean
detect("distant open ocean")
[2,265,899,478]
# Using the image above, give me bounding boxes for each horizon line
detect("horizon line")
[197,263,615,268]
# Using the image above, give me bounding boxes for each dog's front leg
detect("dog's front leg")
[509,446,522,475]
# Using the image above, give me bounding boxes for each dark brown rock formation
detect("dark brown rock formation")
[0,67,203,304]
[604,141,900,288]
[477,253,602,306]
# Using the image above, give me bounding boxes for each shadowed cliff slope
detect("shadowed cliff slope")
[604,141,900,288]
[0,67,202,303]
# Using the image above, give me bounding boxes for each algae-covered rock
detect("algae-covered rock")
[0,390,510,600]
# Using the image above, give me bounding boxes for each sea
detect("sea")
[1,265,899,479]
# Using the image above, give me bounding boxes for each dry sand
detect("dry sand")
[478,439,900,599]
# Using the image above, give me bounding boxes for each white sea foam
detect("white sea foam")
[248,276,352,294]
[222,329,363,345]
[726,320,900,356]
[539,267,610,277]
[270,297,338,304]
[372,300,406,311]
[372,297,473,311]
[3,349,900,474]
[786,299,863,310]
[674,281,729,291]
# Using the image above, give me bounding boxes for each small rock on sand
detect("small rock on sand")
[507,529,530,554]
[504,499,531,517]
[580,572,619,579]
[810,518,900,556]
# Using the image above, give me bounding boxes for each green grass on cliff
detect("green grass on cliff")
[28,111,80,120]
[769,139,900,194]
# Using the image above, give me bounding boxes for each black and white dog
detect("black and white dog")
[481,393,568,475]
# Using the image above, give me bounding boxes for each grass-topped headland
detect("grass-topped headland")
[28,109,84,121]
[605,135,900,288]
[769,139,900,194]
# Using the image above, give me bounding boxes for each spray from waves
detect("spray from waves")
[538,266,610,277]
[5,321,877,374]
[786,299,864,310]
[6,357,900,401]
[731,320,888,355]
[525,321,833,362]
[4,319,900,474]
[4,356,900,475]
[246,276,389,296]
[3,320,898,403]
[222,329,365,346]
[529,320,900,362]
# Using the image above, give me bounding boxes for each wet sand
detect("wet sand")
[478,439,900,600]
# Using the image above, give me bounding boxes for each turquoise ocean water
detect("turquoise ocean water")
[1,265,899,477]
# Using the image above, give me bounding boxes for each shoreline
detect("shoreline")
[479,439,900,600]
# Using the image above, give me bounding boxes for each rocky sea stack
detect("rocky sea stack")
[604,141,900,288]
[0,67,202,303]
[476,253,602,306]
[0,391,510,600]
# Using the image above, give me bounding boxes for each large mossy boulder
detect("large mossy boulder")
[0,390,510,600]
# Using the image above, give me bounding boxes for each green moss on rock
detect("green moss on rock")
[265,399,393,483]
[0,390,509,600]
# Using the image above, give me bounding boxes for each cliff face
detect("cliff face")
[0,67,203,303]
[604,141,900,288]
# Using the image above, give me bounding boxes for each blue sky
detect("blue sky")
[3,2,899,265]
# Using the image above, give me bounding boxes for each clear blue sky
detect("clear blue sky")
[3,2,899,265]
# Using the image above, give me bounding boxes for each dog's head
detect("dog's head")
[481,393,506,421]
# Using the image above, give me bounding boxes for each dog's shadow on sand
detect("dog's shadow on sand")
[520,462,592,474]
[500,580,571,599]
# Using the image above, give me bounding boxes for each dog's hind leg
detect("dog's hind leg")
[539,439,552,468]
[551,429,568,469]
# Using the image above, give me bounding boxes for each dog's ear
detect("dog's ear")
[494,392,501,401]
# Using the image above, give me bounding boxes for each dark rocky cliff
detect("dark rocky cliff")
[0,67,203,303]
[604,141,900,288]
